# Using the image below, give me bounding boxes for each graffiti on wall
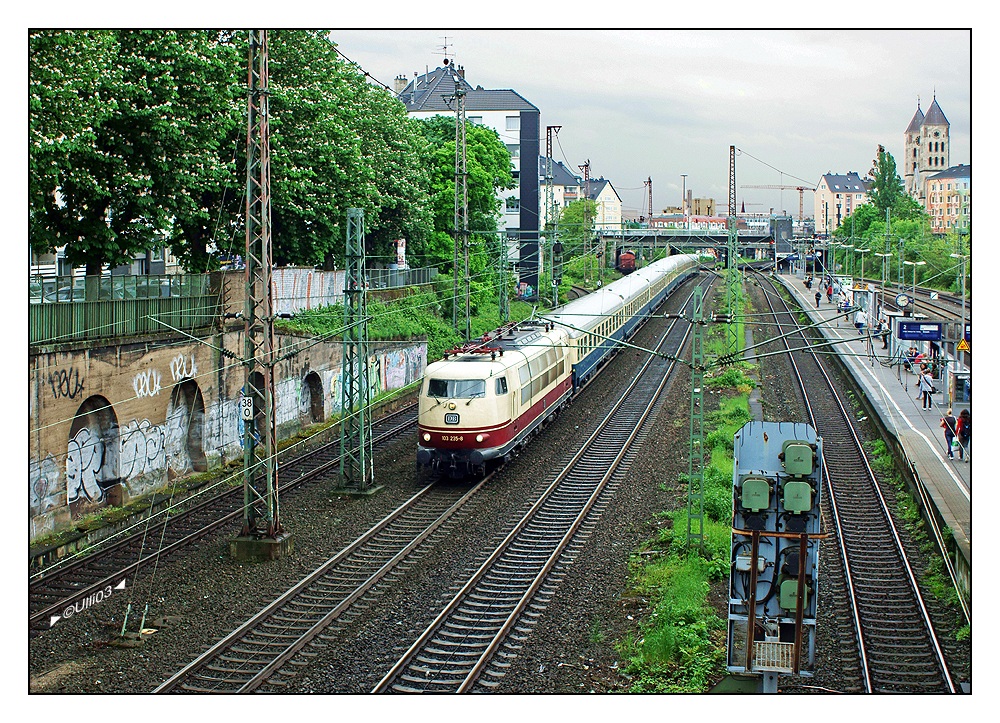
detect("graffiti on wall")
[164,404,193,476]
[66,426,109,506]
[30,454,62,517]
[119,418,166,484]
[169,354,198,382]
[133,369,162,398]
[48,368,86,400]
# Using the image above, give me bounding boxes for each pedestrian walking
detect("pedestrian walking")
[918,368,935,409]
[855,309,867,334]
[879,319,889,349]
[956,409,971,461]
[826,285,833,303]
[940,408,958,459]
[815,291,822,308]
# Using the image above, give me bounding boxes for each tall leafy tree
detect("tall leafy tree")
[416,114,513,270]
[29,30,245,274]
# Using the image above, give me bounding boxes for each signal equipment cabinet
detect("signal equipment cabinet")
[727,421,823,691]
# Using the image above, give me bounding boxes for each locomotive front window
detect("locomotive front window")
[427,378,486,399]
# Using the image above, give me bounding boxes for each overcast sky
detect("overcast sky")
[330,29,971,219]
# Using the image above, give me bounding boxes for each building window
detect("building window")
[506,196,520,212]
[468,116,483,125]
[506,116,520,131]
[505,144,520,159]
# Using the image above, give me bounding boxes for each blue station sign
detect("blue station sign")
[897,321,943,341]
[965,323,971,342]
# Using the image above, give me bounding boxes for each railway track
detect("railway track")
[152,274,710,694]
[373,278,711,693]
[153,479,484,693]
[28,404,418,637]
[753,270,957,693]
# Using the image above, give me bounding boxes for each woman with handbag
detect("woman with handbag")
[918,369,935,410]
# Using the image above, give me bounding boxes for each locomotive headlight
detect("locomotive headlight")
[476,434,484,442]
[422,432,431,442]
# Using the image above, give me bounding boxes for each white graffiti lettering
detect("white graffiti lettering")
[119,419,166,480]
[66,427,106,506]
[133,369,162,398]
[164,404,192,475]
[169,354,198,382]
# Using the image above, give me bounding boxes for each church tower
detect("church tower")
[903,100,924,197]
[904,94,950,204]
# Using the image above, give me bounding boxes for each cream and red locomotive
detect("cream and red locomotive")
[417,253,700,476]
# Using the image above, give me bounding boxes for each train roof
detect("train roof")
[544,254,698,337]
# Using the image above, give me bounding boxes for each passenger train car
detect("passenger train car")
[416,253,701,477]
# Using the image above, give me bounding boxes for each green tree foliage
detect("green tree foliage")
[830,144,967,292]
[557,199,598,258]
[29,30,436,274]
[416,115,514,269]
[268,31,433,269]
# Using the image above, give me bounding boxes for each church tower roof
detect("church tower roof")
[923,96,949,126]
[905,103,924,133]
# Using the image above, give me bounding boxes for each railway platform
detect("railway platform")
[770,271,971,591]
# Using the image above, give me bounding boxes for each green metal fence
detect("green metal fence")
[29,274,220,346]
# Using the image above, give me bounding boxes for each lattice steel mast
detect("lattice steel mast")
[338,208,375,492]
[686,285,705,550]
[238,29,283,543]
[450,73,469,339]
[727,145,740,354]
[546,125,562,306]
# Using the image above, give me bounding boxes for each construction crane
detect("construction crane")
[742,184,813,221]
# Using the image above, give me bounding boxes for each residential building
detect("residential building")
[904,95,951,204]
[538,156,583,229]
[924,164,971,234]
[813,172,870,237]
[586,177,623,231]
[395,61,541,288]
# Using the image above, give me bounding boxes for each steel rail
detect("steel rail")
[753,270,956,693]
[29,405,417,634]
[373,277,709,694]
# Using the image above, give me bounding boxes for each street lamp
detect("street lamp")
[902,260,926,299]
[855,248,870,285]
[828,241,840,276]
[950,252,968,360]
[874,252,892,314]
[840,243,854,278]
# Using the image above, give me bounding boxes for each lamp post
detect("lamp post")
[874,251,892,315]
[855,248,870,285]
[950,252,968,361]
[840,243,854,278]
[828,241,839,276]
[902,260,926,299]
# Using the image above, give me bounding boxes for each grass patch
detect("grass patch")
[617,345,752,691]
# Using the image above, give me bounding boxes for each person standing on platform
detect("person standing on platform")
[956,409,971,461]
[918,368,935,409]
[826,284,833,303]
[941,408,958,459]
[855,308,867,334]
[815,291,822,308]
